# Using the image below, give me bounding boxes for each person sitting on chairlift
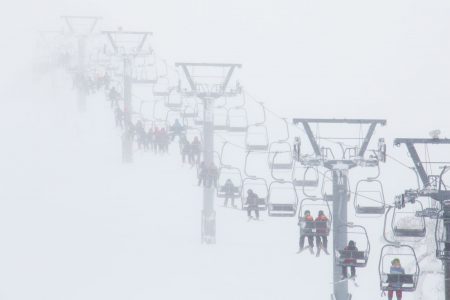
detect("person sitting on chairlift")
[170,119,184,141]
[387,258,405,300]
[246,189,260,220]
[342,240,358,280]
[315,210,329,256]
[221,179,237,207]
[298,210,315,254]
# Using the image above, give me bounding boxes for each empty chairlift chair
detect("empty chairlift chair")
[379,244,419,293]
[241,177,269,210]
[153,77,171,97]
[165,89,183,110]
[267,180,299,217]
[268,143,294,170]
[245,124,269,151]
[354,178,386,215]
[214,106,228,131]
[292,164,320,188]
[226,107,248,132]
[391,201,426,238]
[298,198,332,237]
[336,224,370,269]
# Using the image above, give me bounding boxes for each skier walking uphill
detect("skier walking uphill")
[387,258,405,300]
[315,210,329,257]
[342,240,358,279]
[246,189,260,220]
[221,179,238,207]
[298,210,315,254]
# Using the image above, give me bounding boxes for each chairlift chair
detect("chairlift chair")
[165,89,183,110]
[335,224,370,268]
[435,210,450,261]
[292,164,320,188]
[214,106,228,131]
[354,179,386,215]
[298,197,332,237]
[379,244,419,293]
[241,177,269,210]
[226,107,248,133]
[245,124,269,151]
[153,77,171,97]
[267,180,299,217]
[391,201,426,238]
[216,166,243,198]
[268,143,294,170]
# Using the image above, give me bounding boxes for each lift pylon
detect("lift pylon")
[393,137,450,300]
[176,62,241,244]
[62,16,101,112]
[103,30,153,163]
[293,118,386,300]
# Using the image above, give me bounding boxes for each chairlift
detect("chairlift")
[354,179,386,215]
[164,89,183,110]
[298,197,332,237]
[268,144,294,170]
[435,210,450,261]
[267,119,294,169]
[379,244,419,293]
[335,224,370,268]
[216,166,243,198]
[267,180,299,217]
[226,95,248,132]
[227,107,248,132]
[214,106,228,131]
[153,77,171,97]
[241,177,268,210]
[292,163,320,188]
[246,124,269,151]
[181,104,198,119]
[391,201,426,238]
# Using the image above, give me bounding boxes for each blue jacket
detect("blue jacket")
[389,266,405,288]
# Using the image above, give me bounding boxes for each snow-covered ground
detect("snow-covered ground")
[0,71,432,300]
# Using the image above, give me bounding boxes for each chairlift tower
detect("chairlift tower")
[176,62,242,244]
[61,16,101,112]
[293,118,386,300]
[103,30,154,163]
[393,138,450,300]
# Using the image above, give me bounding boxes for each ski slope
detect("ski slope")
[0,70,437,300]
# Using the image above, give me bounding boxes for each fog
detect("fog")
[1,1,450,299]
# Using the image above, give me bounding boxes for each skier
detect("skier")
[197,162,206,186]
[315,210,329,256]
[207,163,219,188]
[181,140,191,164]
[170,119,184,141]
[246,189,260,220]
[342,240,358,279]
[221,179,238,207]
[298,210,315,254]
[387,258,405,300]
[135,120,146,149]
[108,86,121,108]
[190,136,202,164]
[114,106,124,128]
